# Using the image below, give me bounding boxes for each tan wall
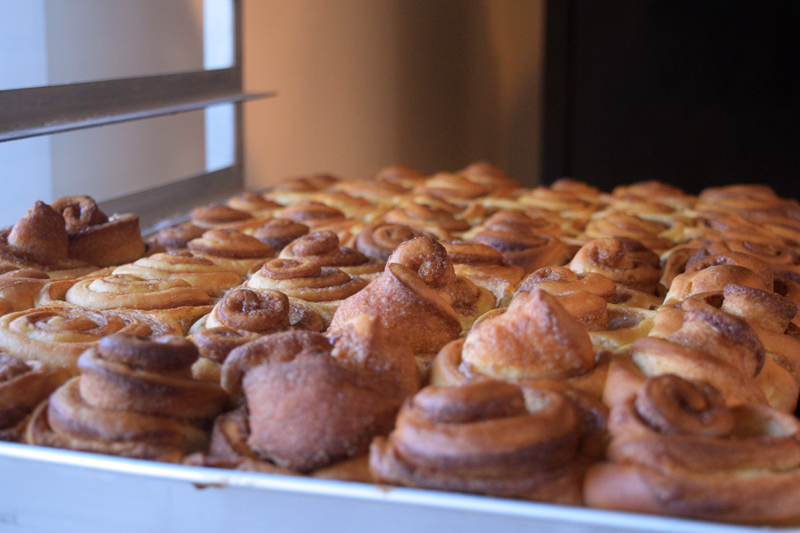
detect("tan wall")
[242,0,546,189]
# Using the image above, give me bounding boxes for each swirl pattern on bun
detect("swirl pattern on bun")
[26,334,230,461]
[585,374,800,525]
[371,379,606,503]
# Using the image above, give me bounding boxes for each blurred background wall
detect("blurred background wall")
[242,0,547,188]
[0,0,547,226]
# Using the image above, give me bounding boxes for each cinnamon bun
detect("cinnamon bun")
[371,379,606,504]
[247,258,367,324]
[112,251,241,298]
[585,374,800,525]
[216,316,419,473]
[186,229,276,276]
[279,231,384,280]
[26,334,229,461]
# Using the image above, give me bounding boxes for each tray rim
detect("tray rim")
[0,440,785,533]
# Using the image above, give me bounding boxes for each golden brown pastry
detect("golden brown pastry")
[458,161,522,191]
[225,192,282,216]
[385,237,496,332]
[684,210,787,249]
[279,231,385,280]
[0,201,95,278]
[51,195,108,234]
[112,251,242,298]
[517,266,658,353]
[690,192,800,249]
[0,268,52,314]
[430,289,606,397]
[597,196,684,230]
[605,296,769,409]
[6,201,68,259]
[186,229,276,276]
[775,276,800,327]
[697,183,793,216]
[279,201,362,243]
[329,178,407,205]
[348,222,427,261]
[471,220,573,274]
[279,200,347,229]
[412,172,491,206]
[383,202,470,241]
[688,249,775,286]
[186,327,258,381]
[188,287,325,380]
[404,191,462,216]
[189,203,255,230]
[370,164,427,191]
[698,239,800,280]
[249,218,310,251]
[145,221,206,250]
[58,273,213,334]
[440,240,526,306]
[610,180,695,209]
[583,212,673,253]
[658,242,704,289]
[550,177,602,199]
[246,257,368,324]
[744,211,800,249]
[517,186,602,220]
[518,266,617,303]
[664,264,771,306]
[309,191,382,221]
[658,286,800,412]
[568,237,662,295]
[585,374,800,525]
[265,173,341,205]
[215,315,420,473]
[370,378,606,504]
[330,263,461,360]
[663,251,775,305]
[464,209,563,240]
[26,334,230,461]
[0,306,181,374]
[51,196,147,267]
[0,353,69,441]
[204,287,324,335]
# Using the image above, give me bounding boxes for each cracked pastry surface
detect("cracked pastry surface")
[213,316,419,473]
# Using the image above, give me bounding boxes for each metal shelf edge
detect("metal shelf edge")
[0,91,275,142]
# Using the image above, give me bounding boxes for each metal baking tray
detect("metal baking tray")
[0,441,787,533]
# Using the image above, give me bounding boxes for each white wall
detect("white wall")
[0,1,53,225]
[0,0,212,227]
[45,0,207,201]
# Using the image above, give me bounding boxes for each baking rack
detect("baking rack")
[0,0,273,231]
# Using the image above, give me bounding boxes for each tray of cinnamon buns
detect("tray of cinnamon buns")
[1,162,799,531]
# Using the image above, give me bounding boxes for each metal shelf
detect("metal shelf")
[0,69,274,142]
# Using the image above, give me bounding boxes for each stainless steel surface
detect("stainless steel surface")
[0,70,273,143]
[0,441,781,533]
[98,167,243,232]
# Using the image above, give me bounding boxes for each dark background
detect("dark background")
[542,1,799,199]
